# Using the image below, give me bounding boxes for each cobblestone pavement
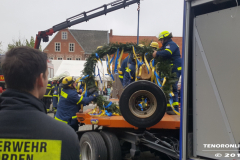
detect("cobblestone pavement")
[48,104,162,160]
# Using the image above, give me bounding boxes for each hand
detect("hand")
[153,50,157,58]
[92,91,99,98]
[79,89,82,94]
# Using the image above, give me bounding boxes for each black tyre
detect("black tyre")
[100,131,122,160]
[120,80,167,128]
[80,132,107,160]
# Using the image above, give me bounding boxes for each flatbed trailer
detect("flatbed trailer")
[76,111,180,159]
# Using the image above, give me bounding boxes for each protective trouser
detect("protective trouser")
[166,70,181,114]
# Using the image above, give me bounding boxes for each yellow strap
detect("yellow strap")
[103,82,106,91]
[77,96,83,105]
[61,90,68,98]
[118,70,123,74]
[165,49,172,54]
[162,77,166,87]
[72,116,77,119]
[46,87,52,90]
[47,84,51,87]
[177,67,182,71]
[144,54,151,74]
[117,48,124,70]
[167,104,171,107]
[53,95,58,97]
[132,46,139,81]
[75,77,82,83]
[95,81,98,87]
[81,83,86,97]
[55,117,68,124]
[170,104,180,115]
[151,67,155,82]
[76,82,81,93]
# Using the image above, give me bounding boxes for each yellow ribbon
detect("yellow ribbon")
[81,83,86,97]
[144,54,151,74]
[132,46,139,81]
[170,104,180,115]
[162,77,166,87]
[117,49,124,70]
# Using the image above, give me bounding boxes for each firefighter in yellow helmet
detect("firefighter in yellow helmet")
[150,42,159,50]
[122,44,144,87]
[42,78,53,112]
[55,76,99,131]
[153,31,182,115]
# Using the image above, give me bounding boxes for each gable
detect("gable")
[69,30,108,54]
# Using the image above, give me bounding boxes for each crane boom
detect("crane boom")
[34,0,140,49]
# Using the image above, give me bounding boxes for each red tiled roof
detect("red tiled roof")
[110,35,183,55]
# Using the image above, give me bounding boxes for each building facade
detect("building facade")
[44,29,182,60]
[43,29,109,60]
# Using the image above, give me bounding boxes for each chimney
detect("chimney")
[110,29,113,37]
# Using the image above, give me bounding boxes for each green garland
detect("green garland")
[82,42,178,114]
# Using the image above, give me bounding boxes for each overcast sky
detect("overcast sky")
[0,0,184,52]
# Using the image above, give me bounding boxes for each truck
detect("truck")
[36,0,240,160]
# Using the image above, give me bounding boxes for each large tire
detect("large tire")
[80,132,107,160]
[100,131,122,160]
[120,80,167,128]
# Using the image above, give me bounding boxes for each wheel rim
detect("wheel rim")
[81,141,92,160]
[128,90,157,118]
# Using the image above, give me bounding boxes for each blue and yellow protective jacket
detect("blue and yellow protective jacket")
[119,56,133,84]
[55,88,96,123]
[156,39,182,73]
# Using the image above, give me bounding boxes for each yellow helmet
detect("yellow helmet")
[150,42,159,49]
[97,46,103,50]
[138,44,144,48]
[62,76,76,87]
[158,30,171,40]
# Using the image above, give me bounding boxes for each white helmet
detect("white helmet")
[52,75,59,81]
[58,71,70,81]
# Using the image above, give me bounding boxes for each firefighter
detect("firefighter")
[42,78,53,112]
[55,76,99,131]
[153,31,182,115]
[119,55,132,85]
[122,44,144,87]
[0,47,80,159]
[150,41,159,50]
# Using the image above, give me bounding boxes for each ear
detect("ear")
[37,73,44,87]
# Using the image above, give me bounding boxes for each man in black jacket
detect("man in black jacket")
[0,47,80,160]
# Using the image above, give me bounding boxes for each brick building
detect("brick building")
[43,29,108,60]
[44,29,182,60]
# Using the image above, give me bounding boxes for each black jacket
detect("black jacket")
[0,89,80,160]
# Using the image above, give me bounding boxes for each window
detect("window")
[67,58,72,60]
[57,57,63,60]
[69,43,75,52]
[62,32,67,40]
[76,58,81,60]
[49,57,53,60]
[55,43,61,52]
